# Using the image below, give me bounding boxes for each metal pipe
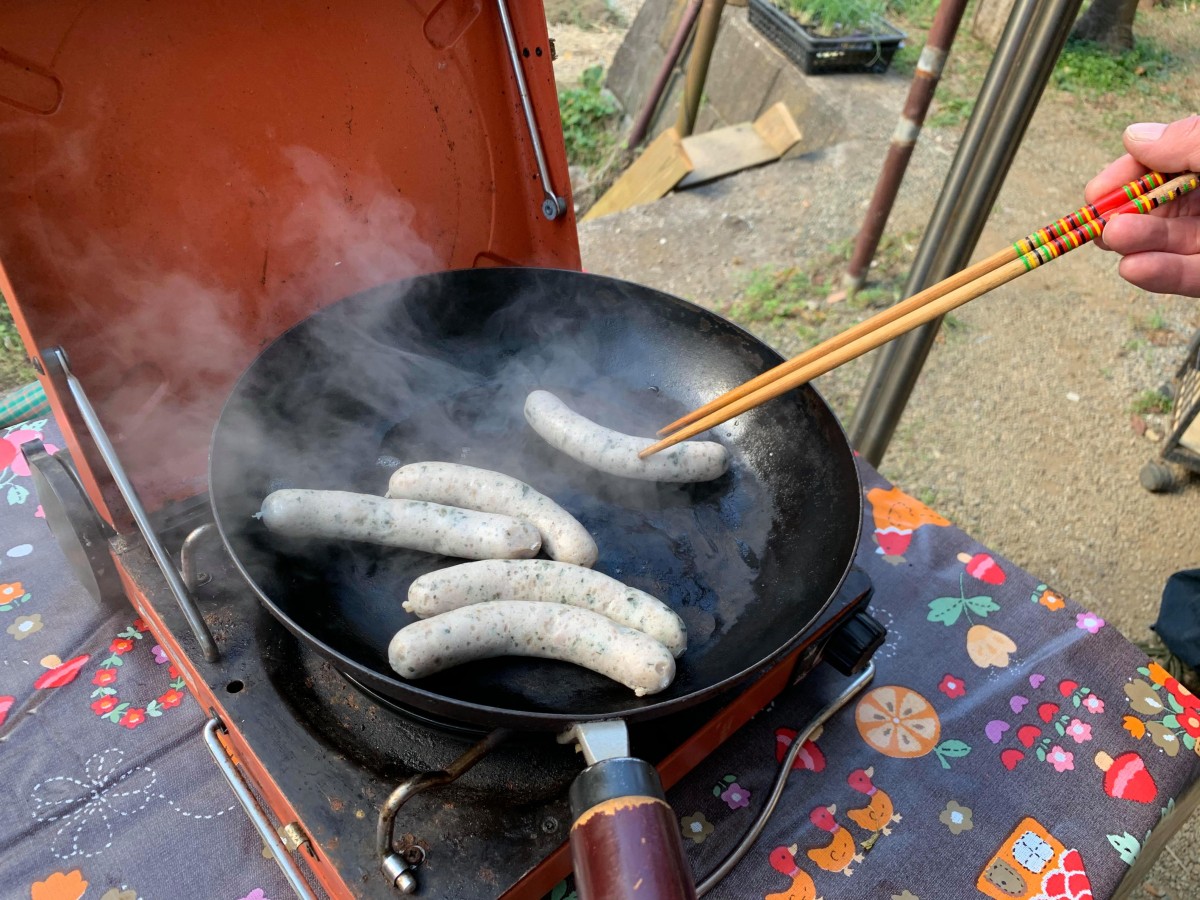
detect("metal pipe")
[675,0,726,137]
[629,0,703,148]
[695,662,876,896]
[842,0,970,295]
[204,718,318,900]
[48,347,220,661]
[850,0,1084,464]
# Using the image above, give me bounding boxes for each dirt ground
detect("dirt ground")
[548,1,1200,896]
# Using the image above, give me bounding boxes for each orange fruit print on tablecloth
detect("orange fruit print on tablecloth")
[855,685,942,759]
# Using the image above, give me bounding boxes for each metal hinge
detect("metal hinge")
[278,821,314,857]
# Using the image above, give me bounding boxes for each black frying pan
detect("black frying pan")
[209,267,861,731]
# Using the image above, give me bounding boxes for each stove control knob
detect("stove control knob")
[824,611,887,676]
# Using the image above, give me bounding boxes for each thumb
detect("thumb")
[1123,115,1200,175]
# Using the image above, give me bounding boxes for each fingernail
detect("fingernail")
[1127,122,1167,142]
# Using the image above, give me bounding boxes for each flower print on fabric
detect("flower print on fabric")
[30,869,88,900]
[0,580,30,612]
[938,674,966,699]
[1046,745,1075,773]
[1121,662,1200,757]
[1064,718,1092,744]
[8,612,43,639]
[926,574,1016,668]
[0,422,56,510]
[30,747,235,860]
[238,891,272,900]
[713,775,750,810]
[939,800,973,834]
[1076,612,1105,634]
[88,621,188,729]
[1031,583,1067,611]
[680,812,713,844]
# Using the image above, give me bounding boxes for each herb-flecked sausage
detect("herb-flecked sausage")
[523,390,730,482]
[405,559,687,656]
[259,489,541,559]
[387,601,676,695]
[386,462,597,567]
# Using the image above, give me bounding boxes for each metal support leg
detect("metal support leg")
[849,0,1085,465]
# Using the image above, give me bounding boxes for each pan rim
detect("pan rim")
[208,266,863,730]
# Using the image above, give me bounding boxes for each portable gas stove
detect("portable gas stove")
[1,4,883,898]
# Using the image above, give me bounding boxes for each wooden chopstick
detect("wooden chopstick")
[640,172,1198,459]
[655,171,1170,440]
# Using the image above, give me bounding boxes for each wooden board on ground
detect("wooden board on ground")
[677,102,802,189]
[581,127,692,221]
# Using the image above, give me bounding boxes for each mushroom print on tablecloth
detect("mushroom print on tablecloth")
[865,486,949,565]
[854,685,971,769]
[775,725,826,773]
[1107,797,1178,866]
[1120,661,1200,759]
[976,817,1094,900]
[1094,750,1157,804]
[958,551,1006,585]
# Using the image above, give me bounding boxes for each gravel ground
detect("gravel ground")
[565,4,1200,895]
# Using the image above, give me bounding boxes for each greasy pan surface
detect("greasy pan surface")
[210,268,861,729]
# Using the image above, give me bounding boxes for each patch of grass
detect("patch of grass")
[1130,389,1172,416]
[0,296,33,393]
[1052,38,1175,97]
[917,486,938,507]
[728,266,827,324]
[558,66,621,170]
[778,0,890,36]
[927,95,975,128]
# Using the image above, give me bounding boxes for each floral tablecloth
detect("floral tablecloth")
[2,414,1198,900]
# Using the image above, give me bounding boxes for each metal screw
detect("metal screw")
[402,846,426,866]
[195,572,211,586]
[541,816,559,833]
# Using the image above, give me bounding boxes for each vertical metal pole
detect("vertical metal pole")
[842,0,971,296]
[676,0,727,137]
[849,0,1085,465]
[630,0,703,148]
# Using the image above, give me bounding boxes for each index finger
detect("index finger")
[1084,153,1150,205]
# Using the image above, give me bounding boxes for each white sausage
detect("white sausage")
[387,601,676,696]
[259,489,541,559]
[386,462,597,567]
[405,559,687,657]
[523,390,730,483]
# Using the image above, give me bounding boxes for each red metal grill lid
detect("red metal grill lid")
[0,0,579,523]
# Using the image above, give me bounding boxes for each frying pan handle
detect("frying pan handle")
[568,757,697,900]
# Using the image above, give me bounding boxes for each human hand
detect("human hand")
[1085,115,1200,297]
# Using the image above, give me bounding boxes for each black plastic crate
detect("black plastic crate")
[748,0,906,75]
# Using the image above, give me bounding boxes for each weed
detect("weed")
[729,266,825,322]
[558,66,621,170]
[1144,309,1168,331]
[1052,38,1175,97]
[1130,389,1172,416]
[918,487,938,507]
[778,0,889,35]
[0,295,33,392]
[927,95,975,128]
